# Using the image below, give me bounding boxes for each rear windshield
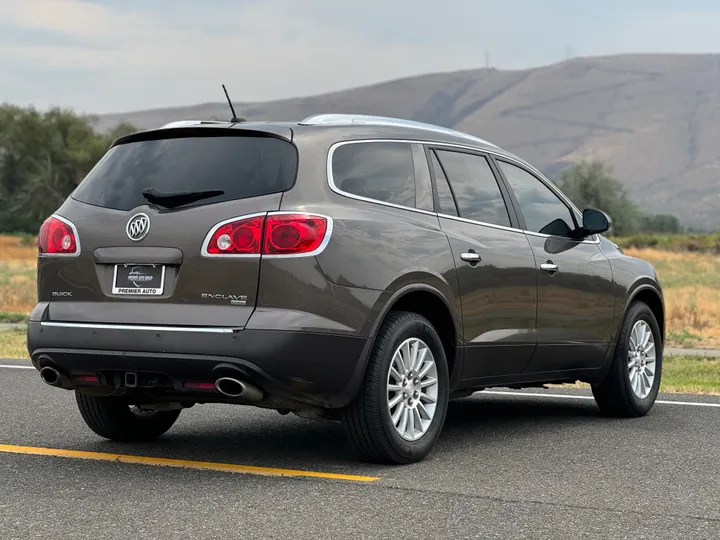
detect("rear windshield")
[72,134,298,211]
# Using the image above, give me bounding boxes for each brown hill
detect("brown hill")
[95,54,720,230]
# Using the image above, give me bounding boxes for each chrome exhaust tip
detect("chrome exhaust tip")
[39,366,61,387]
[215,377,243,397]
[214,377,263,402]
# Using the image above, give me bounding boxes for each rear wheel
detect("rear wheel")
[592,301,663,417]
[343,311,449,464]
[75,393,181,441]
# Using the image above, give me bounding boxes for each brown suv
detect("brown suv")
[28,114,664,464]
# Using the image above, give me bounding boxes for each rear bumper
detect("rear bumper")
[27,321,367,408]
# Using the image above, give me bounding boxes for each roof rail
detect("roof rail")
[160,120,229,129]
[299,114,498,148]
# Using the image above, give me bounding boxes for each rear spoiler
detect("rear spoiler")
[111,123,294,148]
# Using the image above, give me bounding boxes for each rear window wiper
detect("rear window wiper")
[141,188,225,209]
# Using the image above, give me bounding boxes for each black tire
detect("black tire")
[75,392,181,441]
[343,311,450,464]
[592,301,663,417]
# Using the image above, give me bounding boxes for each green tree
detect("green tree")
[638,213,682,234]
[553,160,640,235]
[553,161,683,235]
[0,104,136,233]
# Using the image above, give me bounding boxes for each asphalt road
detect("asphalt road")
[1,360,719,539]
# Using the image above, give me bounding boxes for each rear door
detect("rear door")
[494,159,615,372]
[39,127,298,328]
[427,147,538,380]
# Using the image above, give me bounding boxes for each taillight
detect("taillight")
[74,375,99,384]
[204,215,264,255]
[182,382,216,390]
[37,215,79,256]
[264,214,329,256]
[202,213,331,258]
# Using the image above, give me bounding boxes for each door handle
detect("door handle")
[460,252,481,263]
[540,262,558,273]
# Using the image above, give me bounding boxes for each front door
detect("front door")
[428,147,538,379]
[495,159,615,373]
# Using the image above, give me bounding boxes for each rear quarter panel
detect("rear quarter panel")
[279,130,462,339]
[250,255,383,336]
[313,204,459,334]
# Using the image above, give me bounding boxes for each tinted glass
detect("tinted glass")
[72,135,298,211]
[435,150,510,227]
[332,142,415,208]
[429,150,458,216]
[498,161,576,237]
[412,144,434,212]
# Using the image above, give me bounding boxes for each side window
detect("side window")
[434,150,511,227]
[332,142,415,208]
[429,150,458,216]
[497,161,576,237]
[412,144,435,212]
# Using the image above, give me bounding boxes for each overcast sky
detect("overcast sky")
[2,0,720,113]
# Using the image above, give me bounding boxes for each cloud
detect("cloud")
[3,0,720,112]
[0,0,489,112]
[591,10,720,54]
[0,0,108,36]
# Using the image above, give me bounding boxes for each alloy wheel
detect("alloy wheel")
[628,320,657,399]
[386,337,439,441]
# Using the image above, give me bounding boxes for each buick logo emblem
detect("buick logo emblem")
[126,213,150,241]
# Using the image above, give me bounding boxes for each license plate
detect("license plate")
[112,264,165,296]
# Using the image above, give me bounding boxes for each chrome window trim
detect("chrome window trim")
[40,321,237,333]
[525,230,601,244]
[436,212,524,235]
[327,139,600,244]
[326,140,437,218]
[38,214,82,258]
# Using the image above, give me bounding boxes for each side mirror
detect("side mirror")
[582,208,610,236]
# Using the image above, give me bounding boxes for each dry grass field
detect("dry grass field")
[623,247,720,348]
[1,237,719,348]
[0,235,36,318]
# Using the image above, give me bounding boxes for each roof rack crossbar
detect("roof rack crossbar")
[298,114,498,148]
[159,120,228,129]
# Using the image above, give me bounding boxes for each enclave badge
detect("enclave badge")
[202,293,247,306]
[126,213,150,241]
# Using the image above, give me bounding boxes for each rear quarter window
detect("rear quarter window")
[331,142,415,208]
[72,133,298,211]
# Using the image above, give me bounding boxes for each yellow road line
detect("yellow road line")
[0,444,380,483]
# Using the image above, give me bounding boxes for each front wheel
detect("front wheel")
[75,393,181,441]
[592,301,663,417]
[343,311,450,464]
